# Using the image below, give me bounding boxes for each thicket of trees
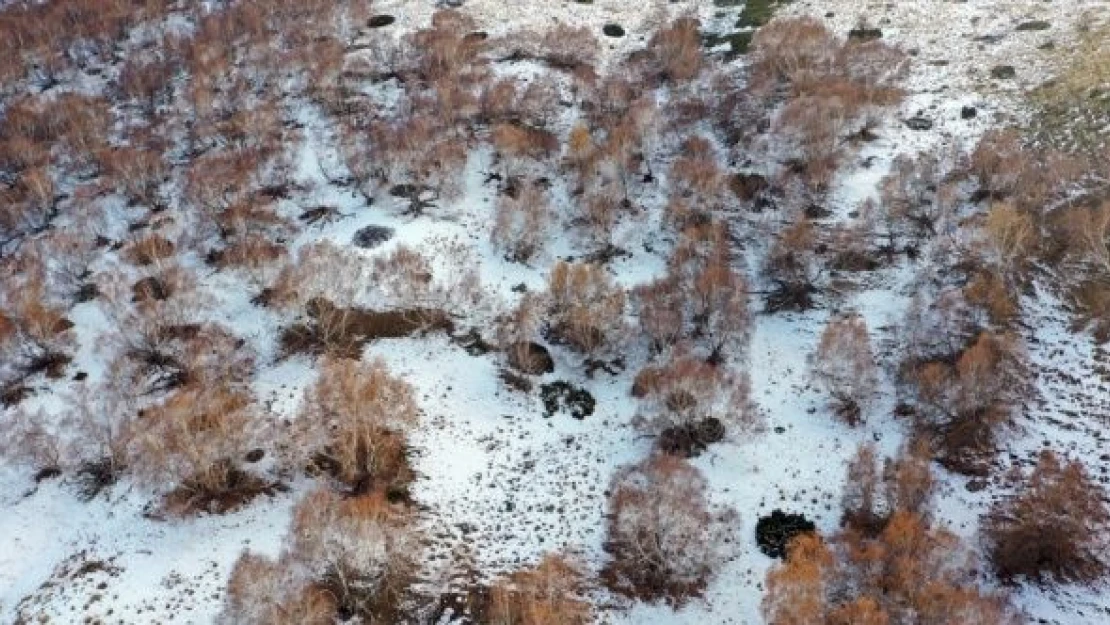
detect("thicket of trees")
[763,446,1021,625]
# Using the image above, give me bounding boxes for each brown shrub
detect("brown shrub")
[750,17,840,89]
[645,17,704,82]
[222,553,336,625]
[763,218,820,311]
[129,383,265,515]
[0,267,76,387]
[492,122,559,174]
[214,233,289,282]
[293,357,418,495]
[546,261,626,354]
[538,24,599,73]
[841,442,935,536]
[632,351,754,449]
[905,331,1027,474]
[751,18,906,193]
[879,152,954,239]
[269,241,367,311]
[635,276,685,352]
[644,220,751,359]
[964,269,1019,327]
[669,136,727,208]
[123,233,176,266]
[603,454,737,604]
[407,9,487,84]
[118,56,177,115]
[487,554,593,625]
[982,202,1036,273]
[222,487,419,624]
[280,300,454,359]
[984,451,1110,584]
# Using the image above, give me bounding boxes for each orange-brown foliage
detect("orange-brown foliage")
[985,451,1110,584]
[293,357,419,494]
[487,554,593,625]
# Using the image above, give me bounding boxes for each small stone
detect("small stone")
[904,116,933,131]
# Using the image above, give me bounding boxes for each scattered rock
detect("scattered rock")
[904,116,933,131]
[603,24,625,38]
[848,27,883,41]
[1015,20,1050,32]
[368,15,395,28]
[74,282,100,303]
[352,225,394,249]
[966,478,989,492]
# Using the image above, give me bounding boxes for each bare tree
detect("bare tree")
[812,313,878,425]
[603,454,737,604]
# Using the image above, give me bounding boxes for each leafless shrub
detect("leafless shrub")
[763,218,820,311]
[491,181,554,263]
[603,454,737,604]
[903,331,1028,474]
[812,313,878,425]
[644,17,704,83]
[222,553,336,625]
[841,441,935,536]
[222,487,420,624]
[291,488,420,620]
[545,261,627,354]
[632,351,755,455]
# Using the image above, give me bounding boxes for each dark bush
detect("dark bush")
[352,225,394,249]
[540,381,595,419]
[756,510,815,559]
[656,417,725,458]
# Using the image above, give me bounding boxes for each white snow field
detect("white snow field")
[1,1,1108,624]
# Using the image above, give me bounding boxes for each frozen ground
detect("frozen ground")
[2,1,1109,624]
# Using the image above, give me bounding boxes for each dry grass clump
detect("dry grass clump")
[487,554,594,625]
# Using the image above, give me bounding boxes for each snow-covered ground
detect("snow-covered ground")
[2,1,1109,623]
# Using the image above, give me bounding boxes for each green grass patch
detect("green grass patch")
[737,0,790,29]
